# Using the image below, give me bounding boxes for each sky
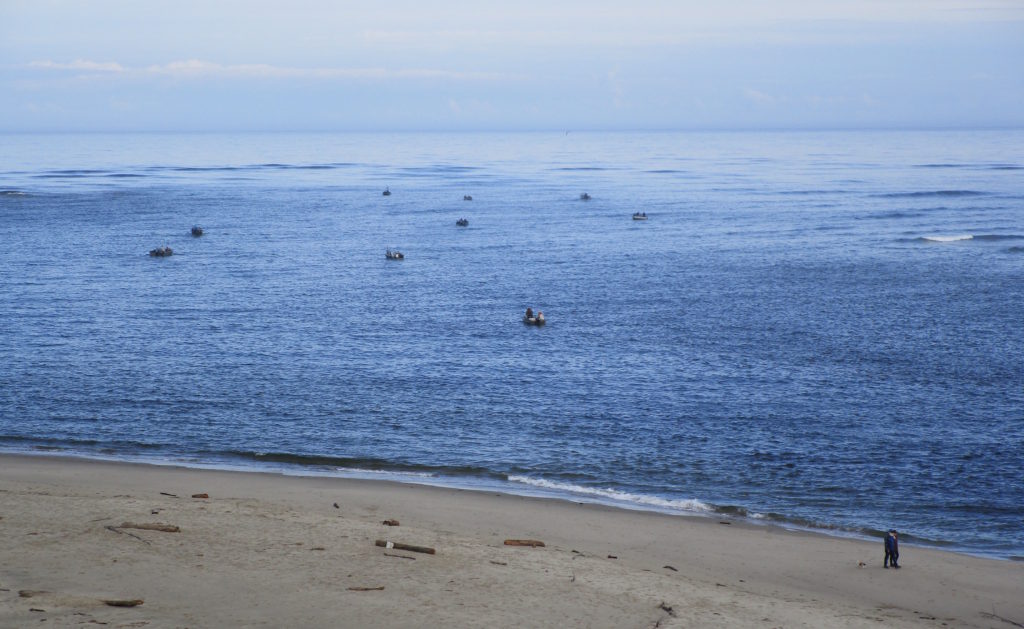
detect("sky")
[1,0,1022,132]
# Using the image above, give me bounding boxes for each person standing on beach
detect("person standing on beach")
[884,529,900,568]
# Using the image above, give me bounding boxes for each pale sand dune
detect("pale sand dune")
[0,454,1020,628]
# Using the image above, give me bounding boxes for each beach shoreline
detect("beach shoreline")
[1,453,1021,628]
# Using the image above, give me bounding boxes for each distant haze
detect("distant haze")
[1,0,1022,132]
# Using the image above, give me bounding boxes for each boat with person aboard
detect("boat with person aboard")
[523,307,546,326]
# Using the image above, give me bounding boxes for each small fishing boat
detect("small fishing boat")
[632,212,648,220]
[149,246,173,257]
[385,248,404,260]
[191,225,204,236]
[463,195,473,201]
[580,192,591,201]
[522,308,546,326]
[456,218,469,227]
[382,187,391,196]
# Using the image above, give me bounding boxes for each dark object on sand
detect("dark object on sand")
[504,539,545,547]
[103,599,144,607]
[375,540,435,554]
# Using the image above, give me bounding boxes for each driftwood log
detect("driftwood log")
[103,599,144,607]
[503,539,545,547]
[375,540,435,554]
[119,522,180,533]
[347,586,385,591]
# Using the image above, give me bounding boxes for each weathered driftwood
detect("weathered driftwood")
[191,493,209,499]
[504,539,545,547]
[375,540,435,554]
[18,590,50,598]
[347,586,385,591]
[105,525,151,545]
[980,612,1024,629]
[663,565,678,572]
[159,492,178,498]
[119,522,180,533]
[103,599,144,607]
[382,519,400,526]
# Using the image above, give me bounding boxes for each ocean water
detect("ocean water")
[1,130,1022,559]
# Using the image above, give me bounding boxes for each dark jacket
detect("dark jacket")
[885,533,898,553]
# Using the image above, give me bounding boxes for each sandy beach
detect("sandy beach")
[0,454,1020,628]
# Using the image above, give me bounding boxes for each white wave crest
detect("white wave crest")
[922,234,973,242]
[507,475,713,514]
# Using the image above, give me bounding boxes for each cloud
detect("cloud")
[29,59,125,72]
[743,88,780,105]
[28,59,508,82]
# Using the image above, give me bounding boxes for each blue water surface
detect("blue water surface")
[1,130,1022,558]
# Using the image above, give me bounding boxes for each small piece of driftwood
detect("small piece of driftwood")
[383,552,416,560]
[980,612,1024,628]
[18,590,50,598]
[105,525,150,545]
[663,565,678,572]
[375,540,435,554]
[347,586,385,591]
[503,539,545,547]
[159,492,178,498]
[382,519,399,526]
[119,522,180,533]
[103,599,144,607]
[191,493,209,499]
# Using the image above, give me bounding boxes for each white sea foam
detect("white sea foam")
[507,475,714,514]
[922,234,973,242]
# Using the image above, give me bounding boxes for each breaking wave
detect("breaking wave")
[919,234,974,243]
[914,234,1024,243]
[507,475,715,514]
